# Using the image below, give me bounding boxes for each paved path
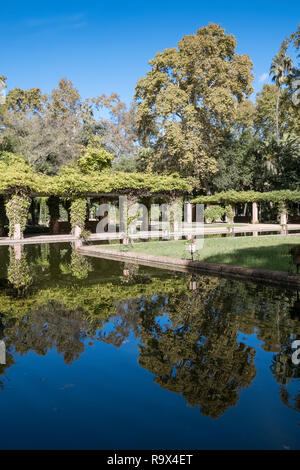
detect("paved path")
[0,223,300,245]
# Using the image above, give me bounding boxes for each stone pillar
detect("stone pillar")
[141,198,151,236]
[74,238,83,249]
[252,202,258,224]
[74,225,82,238]
[6,192,31,240]
[168,195,183,240]
[119,195,138,240]
[185,202,193,224]
[14,223,22,240]
[119,196,127,234]
[70,197,87,238]
[127,195,138,238]
[280,210,287,226]
[13,244,23,260]
[225,204,235,224]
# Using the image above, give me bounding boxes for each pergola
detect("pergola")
[192,189,300,225]
[0,159,196,240]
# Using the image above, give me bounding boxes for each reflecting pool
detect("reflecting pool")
[0,243,300,449]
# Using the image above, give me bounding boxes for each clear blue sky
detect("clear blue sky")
[1,0,299,104]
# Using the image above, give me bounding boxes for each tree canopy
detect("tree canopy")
[135,23,254,188]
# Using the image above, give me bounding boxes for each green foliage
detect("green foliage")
[0,150,192,197]
[70,197,87,230]
[225,205,235,223]
[193,189,300,205]
[135,23,253,183]
[78,137,114,173]
[5,191,31,237]
[0,152,47,195]
[204,205,225,223]
[70,251,89,280]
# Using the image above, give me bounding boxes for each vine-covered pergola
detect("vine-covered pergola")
[192,190,300,225]
[0,156,195,240]
[1,156,300,240]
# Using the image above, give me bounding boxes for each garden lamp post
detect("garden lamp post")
[188,239,196,261]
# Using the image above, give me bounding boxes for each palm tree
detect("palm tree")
[270,42,294,144]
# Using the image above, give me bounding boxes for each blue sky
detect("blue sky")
[1,1,299,104]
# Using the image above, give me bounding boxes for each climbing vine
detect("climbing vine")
[70,197,87,230]
[5,191,31,238]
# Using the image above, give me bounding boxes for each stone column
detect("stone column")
[119,195,138,242]
[6,193,31,240]
[13,224,22,240]
[280,209,287,226]
[252,202,258,224]
[119,196,127,234]
[185,202,193,224]
[70,197,87,239]
[141,197,151,237]
[13,244,23,260]
[168,195,183,240]
[74,225,82,238]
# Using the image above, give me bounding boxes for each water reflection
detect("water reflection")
[0,243,299,421]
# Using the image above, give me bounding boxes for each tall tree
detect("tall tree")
[0,79,90,174]
[91,93,138,165]
[270,42,294,144]
[135,23,253,188]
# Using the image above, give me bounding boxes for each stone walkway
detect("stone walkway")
[0,223,300,245]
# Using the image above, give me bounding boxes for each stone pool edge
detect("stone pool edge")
[78,246,300,289]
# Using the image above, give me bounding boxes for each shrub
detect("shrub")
[204,205,225,223]
[225,205,234,223]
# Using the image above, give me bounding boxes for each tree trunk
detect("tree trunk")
[276,86,280,145]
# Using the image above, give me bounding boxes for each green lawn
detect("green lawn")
[101,235,300,273]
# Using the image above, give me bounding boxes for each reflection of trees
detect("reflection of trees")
[98,277,256,418]
[3,302,97,365]
[137,294,256,419]
[100,277,300,419]
[2,242,300,421]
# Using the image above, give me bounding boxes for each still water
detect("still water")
[0,243,300,450]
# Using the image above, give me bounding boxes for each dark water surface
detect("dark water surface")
[0,243,300,450]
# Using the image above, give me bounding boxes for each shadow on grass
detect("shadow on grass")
[198,243,297,273]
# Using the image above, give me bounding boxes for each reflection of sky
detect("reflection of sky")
[237,330,265,349]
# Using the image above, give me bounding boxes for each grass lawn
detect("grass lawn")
[101,235,300,273]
